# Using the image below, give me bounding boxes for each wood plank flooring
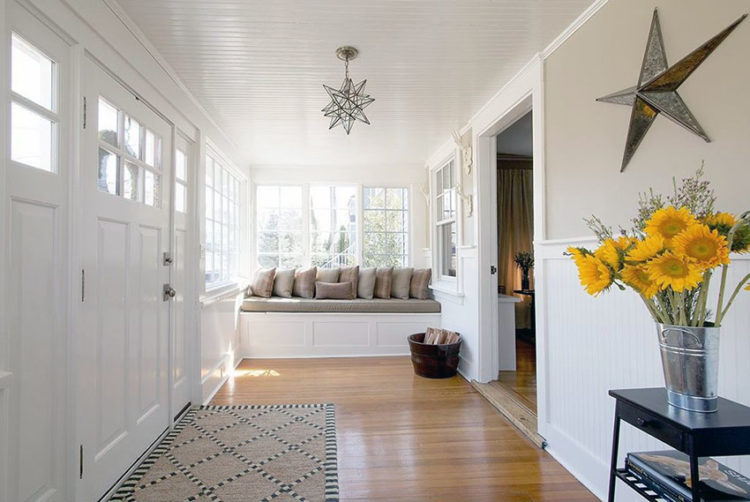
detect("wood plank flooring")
[498,339,537,412]
[211,357,595,501]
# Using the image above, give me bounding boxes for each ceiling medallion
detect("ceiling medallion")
[597,9,747,172]
[322,46,375,135]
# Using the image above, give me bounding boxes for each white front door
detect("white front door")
[78,59,173,501]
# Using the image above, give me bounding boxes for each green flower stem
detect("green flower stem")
[718,272,750,325]
[715,264,729,327]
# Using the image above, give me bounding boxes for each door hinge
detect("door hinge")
[163,251,173,265]
[81,269,85,302]
[490,265,497,275]
[82,96,87,129]
[79,444,84,479]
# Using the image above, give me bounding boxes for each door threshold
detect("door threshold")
[472,380,546,449]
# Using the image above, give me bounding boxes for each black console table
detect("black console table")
[608,388,750,501]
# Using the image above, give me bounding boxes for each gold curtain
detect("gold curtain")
[497,164,533,328]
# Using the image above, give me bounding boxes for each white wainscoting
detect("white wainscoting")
[200,290,244,403]
[0,371,10,502]
[240,312,441,358]
[537,238,750,501]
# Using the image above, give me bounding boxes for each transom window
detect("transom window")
[97,97,163,206]
[10,33,58,173]
[205,152,241,288]
[435,160,457,279]
[363,187,409,267]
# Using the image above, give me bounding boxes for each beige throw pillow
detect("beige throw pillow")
[315,281,353,300]
[358,267,377,299]
[250,267,276,298]
[391,267,413,300]
[293,266,317,298]
[272,268,295,298]
[410,268,432,299]
[374,267,394,299]
[339,265,359,299]
[316,267,340,283]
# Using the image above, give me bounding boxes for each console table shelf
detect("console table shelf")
[608,388,750,502]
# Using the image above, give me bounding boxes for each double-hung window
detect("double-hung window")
[363,187,409,267]
[435,160,457,279]
[205,151,240,288]
[310,185,358,268]
[256,185,304,268]
[10,33,57,173]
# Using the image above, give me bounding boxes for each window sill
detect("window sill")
[201,281,248,307]
[429,282,464,298]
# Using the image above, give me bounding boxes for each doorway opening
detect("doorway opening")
[473,109,542,447]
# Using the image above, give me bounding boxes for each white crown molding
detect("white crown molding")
[541,0,609,59]
[102,0,238,151]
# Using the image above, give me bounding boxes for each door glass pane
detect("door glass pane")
[97,148,119,194]
[145,130,157,167]
[123,161,140,201]
[175,149,186,181]
[144,170,160,207]
[124,115,141,158]
[98,98,119,147]
[175,183,186,213]
[11,34,54,111]
[11,103,53,172]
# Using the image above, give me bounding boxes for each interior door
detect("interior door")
[78,58,173,501]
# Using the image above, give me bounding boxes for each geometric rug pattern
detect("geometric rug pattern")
[110,404,339,502]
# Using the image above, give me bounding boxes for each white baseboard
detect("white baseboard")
[201,355,242,405]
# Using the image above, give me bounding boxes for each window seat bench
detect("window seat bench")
[239,296,442,358]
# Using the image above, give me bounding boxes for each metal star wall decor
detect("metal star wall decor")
[597,9,747,172]
[322,46,375,135]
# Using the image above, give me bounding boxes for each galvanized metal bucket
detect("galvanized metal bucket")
[656,323,720,413]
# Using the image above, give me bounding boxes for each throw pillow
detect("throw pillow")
[250,267,276,298]
[374,267,394,299]
[293,266,317,298]
[358,267,377,299]
[315,281,353,300]
[410,268,432,299]
[391,267,414,300]
[339,265,359,299]
[316,267,340,283]
[272,268,295,298]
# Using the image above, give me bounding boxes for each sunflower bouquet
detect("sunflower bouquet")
[567,169,750,328]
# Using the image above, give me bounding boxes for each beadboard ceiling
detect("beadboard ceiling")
[115,0,594,168]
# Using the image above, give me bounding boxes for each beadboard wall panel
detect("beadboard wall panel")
[539,239,750,500]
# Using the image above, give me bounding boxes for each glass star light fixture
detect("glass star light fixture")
[322,46,374,134]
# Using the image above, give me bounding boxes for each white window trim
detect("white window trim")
[431,157,459,288]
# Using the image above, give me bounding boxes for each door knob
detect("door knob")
[163,284,176,301]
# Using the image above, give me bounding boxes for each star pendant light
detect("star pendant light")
[322,46,375,135]
[597,9,746,172]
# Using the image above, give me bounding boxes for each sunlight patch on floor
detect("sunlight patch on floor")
[232,368,281,378]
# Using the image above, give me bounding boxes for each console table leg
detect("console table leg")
[689,455,700,502]
[608,413,621,502]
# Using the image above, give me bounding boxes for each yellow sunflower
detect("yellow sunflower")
[746,283,750,291]
[576,254,613,296]
[704,212,737,229]
[646,252,704,292]
[672,225,729,268]
[595,239,622,271]
[614,236,638,252]
[567,247,588,267]
[645,206,699,245]
[626,235,665,263]
[621,264,661,298]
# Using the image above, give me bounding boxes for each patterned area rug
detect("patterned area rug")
[110,404,338,502]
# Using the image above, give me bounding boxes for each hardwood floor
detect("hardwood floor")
[211,357,595,501]
[498,339,538,412]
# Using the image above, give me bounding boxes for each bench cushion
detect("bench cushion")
[241,296,441,314]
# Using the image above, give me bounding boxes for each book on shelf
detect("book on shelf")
[626,450,750,501]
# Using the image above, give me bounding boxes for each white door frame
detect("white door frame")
[473,56,550,433]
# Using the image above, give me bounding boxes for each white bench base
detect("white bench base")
[240,311,442,358]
